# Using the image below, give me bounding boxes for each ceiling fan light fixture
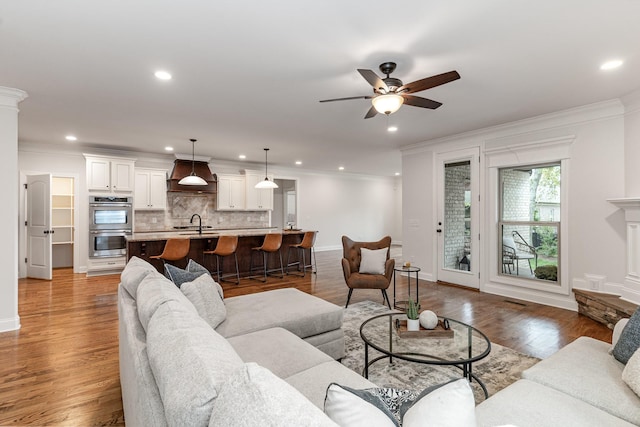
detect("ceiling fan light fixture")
[372,94,404,115]
[178,138,208,186]
[255,148,278,189]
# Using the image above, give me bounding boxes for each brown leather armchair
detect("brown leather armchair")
[341,235,394,308]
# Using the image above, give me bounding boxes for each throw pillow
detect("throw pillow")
[610,318,630,354]
[612,307,640,364]
[165,259,210,288]
[210,363,335,427]
[325,383,417,426]
[181,274,227,329]
[359,248,388,275]
[324,379,475,427]
[622,347,640,397]
[401,379,476,427]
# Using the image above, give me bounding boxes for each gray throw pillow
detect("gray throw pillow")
[613,308,640,364]
[181,274,227,329]
[165,259,211,288]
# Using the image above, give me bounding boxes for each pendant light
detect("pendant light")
[255,148,278,189]
[178,138,208,186]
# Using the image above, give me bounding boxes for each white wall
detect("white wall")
[402,100,629,309]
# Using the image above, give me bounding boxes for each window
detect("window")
[499,164,560,283]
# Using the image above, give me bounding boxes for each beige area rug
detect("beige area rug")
[341,301,540,403]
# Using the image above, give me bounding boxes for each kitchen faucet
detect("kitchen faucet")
[190,213,202,235]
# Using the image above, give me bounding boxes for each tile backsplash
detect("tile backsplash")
[134,193,270,231]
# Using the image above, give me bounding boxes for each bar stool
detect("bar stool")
[286,231,317,277]
[203,235,240,284]
[249,233,284,282]
[149,238,190,265]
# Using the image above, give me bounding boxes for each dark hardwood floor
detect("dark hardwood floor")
[0,248,611,426]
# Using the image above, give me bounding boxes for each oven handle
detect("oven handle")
[89,203,132,208]
[90,230,132,234]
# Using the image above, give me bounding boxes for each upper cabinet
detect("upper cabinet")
[244,170,274,210]
[85,155,136,193]
[135,168,167,210]
[217,174,246,210]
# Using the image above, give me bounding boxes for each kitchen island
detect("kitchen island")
[126,228,311,278]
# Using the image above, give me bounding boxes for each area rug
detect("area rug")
[341,300,540,402]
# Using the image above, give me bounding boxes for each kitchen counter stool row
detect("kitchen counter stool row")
[132,231,317,283]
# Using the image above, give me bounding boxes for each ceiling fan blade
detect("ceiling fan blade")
[319,95,372,103]
[357,69,389,93]
[401,94,442,109]
[398,70,460,94]
[364,105,378,119]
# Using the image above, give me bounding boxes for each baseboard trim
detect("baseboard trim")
[0,316,21,333]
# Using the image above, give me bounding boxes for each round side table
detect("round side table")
[393,265,421,310]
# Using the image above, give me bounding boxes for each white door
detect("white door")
[27,174,52,280]
[436,148,480,288]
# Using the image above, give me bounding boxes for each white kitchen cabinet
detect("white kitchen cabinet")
[244,171,274,210]
[217,174,246,210]
[135,168,167,210]
[85,155,136,193]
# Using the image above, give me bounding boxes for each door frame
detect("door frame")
[435,147,480,288]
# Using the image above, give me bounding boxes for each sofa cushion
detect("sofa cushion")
[228,327,333,379]
[147,300,244,427]
[136,271,197,331]
[181,273,226,329]
[209,362,337,427]
[286,361,377,409]
[216,288,343,340]
[120,256,157,297]
[613,307,640,364]
[476,379,636,427]
[522,336,640,425]
[358,248,387,275]
[622,348,640,398]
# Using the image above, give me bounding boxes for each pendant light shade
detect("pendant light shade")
[255,148,278,189]
[179,138,208,186]
[371,93,404,115]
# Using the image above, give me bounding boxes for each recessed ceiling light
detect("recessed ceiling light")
[154,70,172,80]
[239,154,246,160]
[338,166,345,171]
[65,135,77,141]
[295,161,302,165]
[600,60,623,70]
[164,146,174,151]
[388,126,398,132]
[395,172,400,176]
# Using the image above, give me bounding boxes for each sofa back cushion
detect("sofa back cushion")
[209,362,337,427]
[136,271,197,332]
[121,256,157,297]
[147,300,244,427]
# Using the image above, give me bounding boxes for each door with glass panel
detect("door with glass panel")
[436,148,480,288]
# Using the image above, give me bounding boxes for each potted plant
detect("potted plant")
[406,298,420,331]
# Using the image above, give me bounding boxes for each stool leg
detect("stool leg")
[300,247,306,276]
[312,247,317,274]
[233,253,240,284]
[215,254,222,282]
[277,250,284,278]
[262,251,268,282]
[286,246,294,274]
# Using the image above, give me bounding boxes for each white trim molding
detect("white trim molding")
[608,198,640,304]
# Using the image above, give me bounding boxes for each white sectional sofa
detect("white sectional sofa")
[118,256,639,426]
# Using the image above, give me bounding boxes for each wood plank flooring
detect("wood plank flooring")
[0,248,611,426]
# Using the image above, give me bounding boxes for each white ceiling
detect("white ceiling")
[2,1,640,176]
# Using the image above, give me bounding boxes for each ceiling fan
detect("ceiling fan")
[319,62,460,119]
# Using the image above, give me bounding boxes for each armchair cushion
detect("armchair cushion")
[359,248,388,275]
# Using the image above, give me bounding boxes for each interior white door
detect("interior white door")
[27,174,52,280]
[436,148,480,288]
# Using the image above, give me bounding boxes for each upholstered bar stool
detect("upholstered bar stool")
[203,235,240,284]
[249,233,284,282]
[149,238,190,265]
[286,231,317,277]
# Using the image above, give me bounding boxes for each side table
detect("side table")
[393,265,421,310]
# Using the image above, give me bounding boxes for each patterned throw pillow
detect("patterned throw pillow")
[164,259,212,288]
[622,348,640,397]
[324,379,476,427]
[613,308,640,364]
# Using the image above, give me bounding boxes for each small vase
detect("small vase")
[407,318,420,331]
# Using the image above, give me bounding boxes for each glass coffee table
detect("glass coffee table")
[360,313,492,398]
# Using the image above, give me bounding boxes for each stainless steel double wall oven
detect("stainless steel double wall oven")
[88,196,133,258]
